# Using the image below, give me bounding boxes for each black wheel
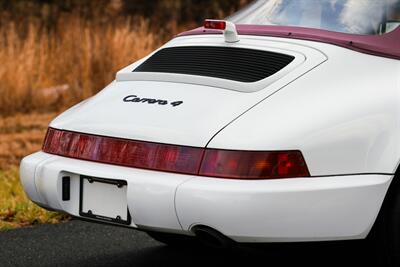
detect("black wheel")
[146,231,198,247]
[368,176,400,266]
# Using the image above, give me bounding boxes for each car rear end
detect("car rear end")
[20,29,396,243]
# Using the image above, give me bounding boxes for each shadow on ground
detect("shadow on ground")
[0,220,376,267]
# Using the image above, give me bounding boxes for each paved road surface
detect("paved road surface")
[0,219,376,267]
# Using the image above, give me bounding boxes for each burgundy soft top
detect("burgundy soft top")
[178,25,400,60]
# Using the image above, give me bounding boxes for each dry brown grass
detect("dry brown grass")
[0,112,56,169]
[0,113,72,230]
[0,15,159,115]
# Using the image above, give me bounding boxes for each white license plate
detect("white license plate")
[79,176,131,225]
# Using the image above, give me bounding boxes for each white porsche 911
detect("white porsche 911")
[20,0,400,264]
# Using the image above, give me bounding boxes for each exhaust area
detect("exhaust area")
[192,226,234,249]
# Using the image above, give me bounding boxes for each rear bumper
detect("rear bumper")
[20,151,392,243]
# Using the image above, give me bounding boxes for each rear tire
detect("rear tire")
[368,176,400,266]
[146,231,198,247]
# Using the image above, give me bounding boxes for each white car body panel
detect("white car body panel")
[176,174,391,242]
[51,35,326,148]
[21,152,392,242]
[208,39,400,175]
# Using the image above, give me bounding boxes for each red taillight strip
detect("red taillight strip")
[43,128,310,179]
[43,128,204,175]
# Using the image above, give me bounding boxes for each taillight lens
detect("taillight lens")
[43,128,204,175]
[43,128,310,179]
[199,150,309,179]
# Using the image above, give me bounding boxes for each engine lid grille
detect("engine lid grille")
[134,46,295,83]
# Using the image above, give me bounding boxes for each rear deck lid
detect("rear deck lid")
[51,36,326,147]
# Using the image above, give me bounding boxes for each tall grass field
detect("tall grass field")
[0,16,159,116]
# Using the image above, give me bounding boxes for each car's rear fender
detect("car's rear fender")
[208,46,400,176]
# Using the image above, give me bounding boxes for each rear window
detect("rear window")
[229,0,400,35]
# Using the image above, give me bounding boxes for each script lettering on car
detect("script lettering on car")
[123,95,183,107]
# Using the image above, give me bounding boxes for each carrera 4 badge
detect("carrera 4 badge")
[123,95,183,107]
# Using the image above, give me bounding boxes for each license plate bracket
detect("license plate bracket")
[79,176,131,225]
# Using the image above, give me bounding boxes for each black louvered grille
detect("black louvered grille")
[134,46,295,83]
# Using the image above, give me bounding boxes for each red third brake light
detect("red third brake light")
[43,128,310,180]
[204,19,226,30]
